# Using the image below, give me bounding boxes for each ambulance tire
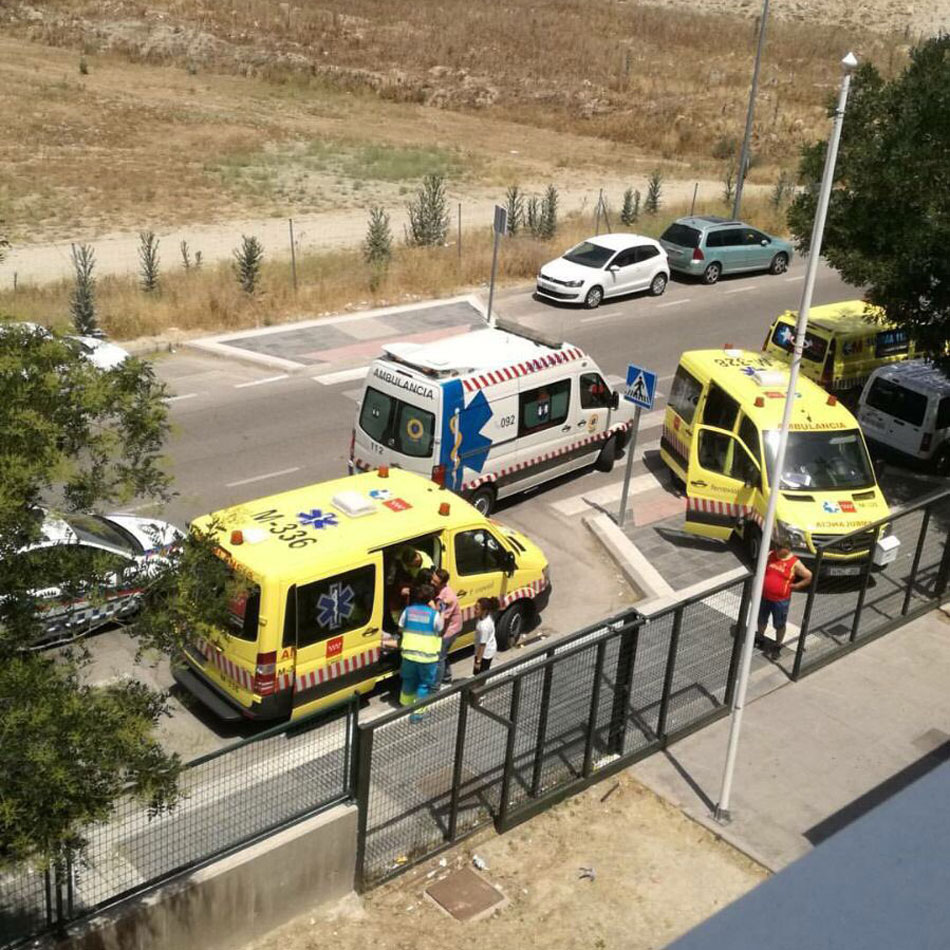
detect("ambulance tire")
[467,485,496,516]
[595,435,618,472]
[744,525,762,566]
[496,601,530,651]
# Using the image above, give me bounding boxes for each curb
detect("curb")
[583,511,672,600]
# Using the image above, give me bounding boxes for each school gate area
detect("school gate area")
[2,488,949,947]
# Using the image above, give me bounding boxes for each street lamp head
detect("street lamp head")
[841,51,858,72]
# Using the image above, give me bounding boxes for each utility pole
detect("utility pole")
[733,0,770,220]
[715,52,859,824]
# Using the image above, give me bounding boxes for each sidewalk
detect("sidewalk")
[632,607,950,870]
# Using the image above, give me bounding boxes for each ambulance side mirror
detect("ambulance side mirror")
[610,391,621,410]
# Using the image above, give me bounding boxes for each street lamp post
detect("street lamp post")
[732,0,771,221]
[715,51,859,824]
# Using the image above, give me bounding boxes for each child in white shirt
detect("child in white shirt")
[473,596,499,675]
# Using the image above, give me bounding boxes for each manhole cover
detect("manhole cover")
[426,867,507,921]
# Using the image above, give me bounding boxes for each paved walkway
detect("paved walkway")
[632,607,950,871]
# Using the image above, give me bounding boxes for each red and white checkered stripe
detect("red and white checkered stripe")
[276,671,293,691]
[662,424,690,465]
[197,639,255,691]
[687,496,763,527]
[461,347,585,393]
[295,645,381,692]
[461,421,630,492]
[351,456,372,472]
[459,576,550,621]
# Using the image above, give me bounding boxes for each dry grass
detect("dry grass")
[0,1,907,239]
[0,195,789,340]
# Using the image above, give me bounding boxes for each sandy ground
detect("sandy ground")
[244,773,767,950]
[0,175,760,288]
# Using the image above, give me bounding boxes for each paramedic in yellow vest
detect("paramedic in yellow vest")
[397,582,443,721]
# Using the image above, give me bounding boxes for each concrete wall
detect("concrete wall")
[50,804,357,950]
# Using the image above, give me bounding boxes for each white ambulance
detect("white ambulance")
[350,324,636,514]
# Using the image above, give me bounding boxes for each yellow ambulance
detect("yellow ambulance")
[764,299,912,396]
[173,469,550,721]
[660,348,892,570]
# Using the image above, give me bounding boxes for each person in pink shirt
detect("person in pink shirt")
[433,568,463,686]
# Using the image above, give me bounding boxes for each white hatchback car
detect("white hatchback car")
[536,233,670,309]
[18,511,183,644]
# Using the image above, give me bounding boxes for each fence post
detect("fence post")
[288,218,298,293]
[792,546,824,679]
[656,606,684,740]
[935,519,950,598]
[725,575,753,705]
[850,525,882,642]
[582,640,608,777]
[530,649,556,797]
[447,690,470,841]
[608,622,641,755]
[902,505,932,615]
[352,726,374,891]
[44,866,54,928]
[497,677,523,827]
[344,697,359,799]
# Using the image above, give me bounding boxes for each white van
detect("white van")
[350,325,635,513]
[858,360,950,475]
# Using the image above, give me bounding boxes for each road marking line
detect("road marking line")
[581,311,622,324]
[657,298,691,308]
[313,366,370,385]
[638,408,667,428]
[724,286,755,294]
[785,275,805,282]
[552,472,665,517]
[234,374,289,389]
[166,393,198,403]
[226,466,301,488]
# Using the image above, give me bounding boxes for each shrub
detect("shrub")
[405,173,449,247]
[770,170,795,209]
[620,188,640,227]
[69,243,97,334]
[233,235,264,295]
[180,240,192,270]
[722,167,736,207]
[540,184,558,239]
[505,185,524,236]
[363,206,393,267]
[644,171,663,215]
[526,196,542,238]
[138,230,160,293]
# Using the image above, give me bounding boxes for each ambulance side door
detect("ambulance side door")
[287,558,384,713]
[447,525,514,633]
[661,364,703,478]
[577,370,614,451]
[514,375,575,489]
[685,425,761,540]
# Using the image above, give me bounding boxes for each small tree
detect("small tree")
[505,185,524,236]
[526,196,542,238]
[69,243,97,335]
[138,230,160,293]
[180,240,192,270]
[644,171,663,215]
[620,188,640,227]
[770,170,794,209]
[540,184,558,240]
[194,250,203,270]
[405,173,449,247]
[233,235,264,295]
[722,167,736,207]
[363,206,392,291]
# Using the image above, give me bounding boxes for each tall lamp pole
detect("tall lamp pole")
[715,52,859,824]
[732,0,771,221]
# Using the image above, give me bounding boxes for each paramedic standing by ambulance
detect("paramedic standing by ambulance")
[757,533,812,660]
[397,583,443,721]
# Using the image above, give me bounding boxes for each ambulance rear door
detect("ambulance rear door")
[684,424,761,540]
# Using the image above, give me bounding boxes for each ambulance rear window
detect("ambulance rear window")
[770,322,828,363]
[228,584,261,642]
[358,386,435,458]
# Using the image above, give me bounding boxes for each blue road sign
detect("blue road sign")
[624,363,657,410]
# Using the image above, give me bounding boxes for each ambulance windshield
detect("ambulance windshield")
[763,429,875,492]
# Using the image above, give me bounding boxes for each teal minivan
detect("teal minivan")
[659,215,794,285]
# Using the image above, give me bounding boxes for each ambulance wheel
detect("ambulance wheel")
[933,446,950,476]
[595,435,618,472]
[496,601,529,651]
[744,525,762,565]
[769,252,789,275]
[467,485,496,516]
[584,285,604,309]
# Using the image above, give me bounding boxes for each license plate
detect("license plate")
[825,564,862,576]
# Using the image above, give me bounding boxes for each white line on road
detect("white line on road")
[657,298,691,308]
[551,471,666,517]
[785,275,805,282]
[225,466,301,488]
[313,366,370,385]
[165,393,199,403]
[724,286,755,295]
[581,311,622,324]
[233,374,289,389]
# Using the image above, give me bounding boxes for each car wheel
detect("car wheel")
[467,485,496,516]
[496,601,530,651]
[595,435,618,473]
[933,445,950,476]
[584,285,604,309]
[649,272,668,297]
[703,262,722,285]
[769,252,789,275]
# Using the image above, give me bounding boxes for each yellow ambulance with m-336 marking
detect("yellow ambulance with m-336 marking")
[660,348,894,572]
[173,469,550,721]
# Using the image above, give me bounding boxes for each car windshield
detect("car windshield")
[562,242,615,268]
[763,429,875,492]
[660,224,700,248]
[64,514,140,555]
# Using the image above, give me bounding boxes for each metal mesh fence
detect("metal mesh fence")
[1,703,354,947]
[794,491,950,678]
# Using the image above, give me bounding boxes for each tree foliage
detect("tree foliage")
[644,170,663,215]
[139,230,161,293]
[505,184,524,236]
[405,173,449,247]
[233,235,264,295]
[787,37,950,356]
[69,243,97,335]
[620,188,640,227]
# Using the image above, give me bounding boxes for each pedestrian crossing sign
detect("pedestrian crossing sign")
[624,363,656,410]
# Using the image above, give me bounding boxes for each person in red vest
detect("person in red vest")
[757,530,812,660]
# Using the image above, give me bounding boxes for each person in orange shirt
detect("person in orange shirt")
[757,531,812,660]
